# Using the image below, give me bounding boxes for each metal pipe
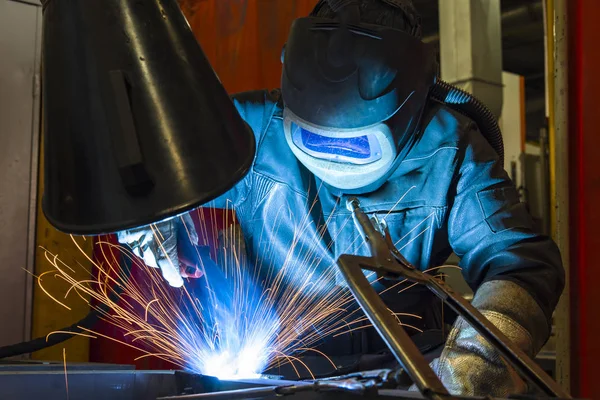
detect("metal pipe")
[544,0,571,392]
[157,385,281,400]
[539,127,551,235]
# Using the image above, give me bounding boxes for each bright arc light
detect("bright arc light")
[179,228,280,380]
[196,346,267,380]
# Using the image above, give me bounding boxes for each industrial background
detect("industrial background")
[0,0,597,398]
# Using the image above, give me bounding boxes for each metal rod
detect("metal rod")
[539,127,551,235]
[545,0,571,392]
[337,254,451,400]
[157,385,280,400]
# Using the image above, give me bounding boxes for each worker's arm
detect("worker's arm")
[439,122,565,396]
[117,90,278,286]
[206,90,280,209]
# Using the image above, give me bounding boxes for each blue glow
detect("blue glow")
[301,128,371,159]
[182,254,280,380]
[291,123,383,165]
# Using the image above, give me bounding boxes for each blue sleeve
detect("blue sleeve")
[447,124,565,323]
[205,90,280,210]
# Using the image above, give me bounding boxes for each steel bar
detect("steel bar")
[158,385,281,400]
[337,255,451,400]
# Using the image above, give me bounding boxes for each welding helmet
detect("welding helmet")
[281,14,437,193]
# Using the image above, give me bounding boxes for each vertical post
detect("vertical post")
[438,0,504,118]
[538,127,550,235]
[499,72,527,190]
[545,0,571,392]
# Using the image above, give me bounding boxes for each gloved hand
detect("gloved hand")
[429,280,550,397]
[117,213,200,288]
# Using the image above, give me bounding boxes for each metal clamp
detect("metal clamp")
[338,197,570,399]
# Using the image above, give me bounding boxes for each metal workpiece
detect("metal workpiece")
[0,368,177,400]
[0,364,425,400]
[159,380,376,400]
[160,379,441,400]
[339,198,570,399]
[0,362,574,399]
[159,385,283,400]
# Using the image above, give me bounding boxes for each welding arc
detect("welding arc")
[0,255,132,359]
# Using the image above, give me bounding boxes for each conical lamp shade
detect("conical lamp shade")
[41,0,255,235]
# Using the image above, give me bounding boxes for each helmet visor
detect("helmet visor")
[290,122,383,165]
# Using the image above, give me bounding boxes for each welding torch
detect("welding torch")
[337,197,570,399]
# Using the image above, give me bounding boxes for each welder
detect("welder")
[116,0,564,396]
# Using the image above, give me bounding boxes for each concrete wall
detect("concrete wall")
[0,0,42,349]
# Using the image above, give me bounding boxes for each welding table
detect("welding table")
[0,359,563,400]
[0,361,418,400]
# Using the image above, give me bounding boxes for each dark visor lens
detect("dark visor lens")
[300,127,371,159]
[290,122,383,165]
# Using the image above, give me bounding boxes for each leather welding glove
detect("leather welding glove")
[117,213,199,288]
[429,280,550,397]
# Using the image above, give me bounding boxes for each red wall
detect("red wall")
[179,0,318,93]
[569,0,600,397]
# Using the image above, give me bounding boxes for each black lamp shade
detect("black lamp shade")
[41,0,255,235]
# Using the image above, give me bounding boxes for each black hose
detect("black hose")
[430,80,505,164]
[0,306,105,359]
[0,255,131,359]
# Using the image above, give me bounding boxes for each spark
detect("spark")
[63,348,69,400]
[398,226,431,251]
[394,211,435,246]
[38,271,71,311]
[145,299,160,321]
[332,322,423,337]
[38,184,450,381]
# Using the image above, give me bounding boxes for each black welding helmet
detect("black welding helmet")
[281,3,437,193]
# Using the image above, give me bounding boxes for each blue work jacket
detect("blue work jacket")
[207,89,564,360]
